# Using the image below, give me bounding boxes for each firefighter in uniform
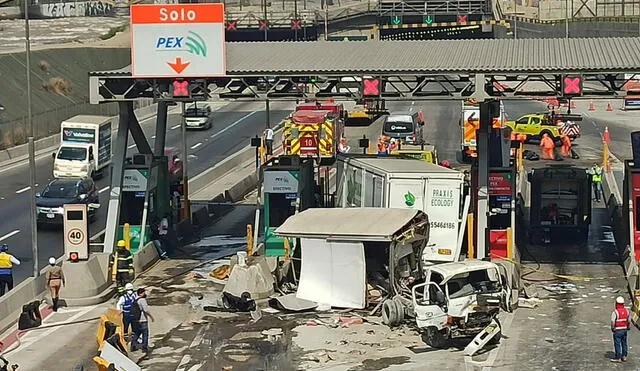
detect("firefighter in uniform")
[110,240,134,293]
[610,296,631,362]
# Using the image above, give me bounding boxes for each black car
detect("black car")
[36,177,99,226]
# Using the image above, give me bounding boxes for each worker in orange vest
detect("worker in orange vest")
[540,133,555,160]
[560,134,572,158]
[417,108,425,125]
[389,138,399,152]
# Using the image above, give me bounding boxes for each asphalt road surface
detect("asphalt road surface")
[0,100,293,285]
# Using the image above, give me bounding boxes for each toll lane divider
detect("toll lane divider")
[0,101,162,171]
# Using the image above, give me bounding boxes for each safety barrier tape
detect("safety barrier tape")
[491,253,627,282]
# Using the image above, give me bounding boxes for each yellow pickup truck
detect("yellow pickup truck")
[391,144,438,164]
[505,113,560,141]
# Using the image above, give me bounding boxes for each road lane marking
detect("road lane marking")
[151,135,156,139]
[0,230,20,242]
[19,306,96,349]
[190,142,202,150]
[99,186,110,194]
[16,186,30,194]
[171,124,181,130]
[210,111,259,139]
[127,144,137,149]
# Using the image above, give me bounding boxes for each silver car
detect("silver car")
[183,103,213,130]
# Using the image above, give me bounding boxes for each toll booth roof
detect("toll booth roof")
[275,208,425,242]
[292,110,332,123]
[340,155,464,178]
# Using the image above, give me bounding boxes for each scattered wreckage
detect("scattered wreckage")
[273,207,517,348]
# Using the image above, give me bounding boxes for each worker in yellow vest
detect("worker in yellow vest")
[110,240,134,293]
[0,244,20,296]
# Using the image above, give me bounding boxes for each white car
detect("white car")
[183,103,213,130]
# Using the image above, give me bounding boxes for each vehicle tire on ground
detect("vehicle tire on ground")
[381,299,400,326]
[89,171,95,180]
[424,326,449,349]
[392,296,406,323]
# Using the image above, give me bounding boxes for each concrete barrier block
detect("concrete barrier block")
[224,171,259,203]
[223,256,275,300]
[62,253,111,299]
[133,242,160,274]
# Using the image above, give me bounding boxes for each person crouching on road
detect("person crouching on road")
[131,287,154,353]
[0,244,20,297]
[116,282,137,336]
[45,257,65,311]
[611,296,631,362]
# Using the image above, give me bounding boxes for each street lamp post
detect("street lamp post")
[24,0,38,277]
[565,0,570,38]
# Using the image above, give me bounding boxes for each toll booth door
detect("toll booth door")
[266,193,297,229]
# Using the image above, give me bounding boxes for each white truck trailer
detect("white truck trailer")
[53,115,114,179]
[336,155,468,265]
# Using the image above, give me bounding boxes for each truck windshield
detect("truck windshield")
[446,269,501,299]
[384,117,414,133]
[43,182,78,198]
[57,147,87,161]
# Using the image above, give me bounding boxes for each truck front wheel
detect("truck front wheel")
[424,327,449,349]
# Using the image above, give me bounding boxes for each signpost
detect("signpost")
[130,4,226,78]
[63,204,89,261]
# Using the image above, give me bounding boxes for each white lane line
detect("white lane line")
[99,186,110,194]
[0,230,20,242]
[210,111,259,139]
[15,186,30,194]
[19,306,96,349]
[151,135,156,139]
[127,144,137,149]
[171,124,181,130]
[190,142,203,150]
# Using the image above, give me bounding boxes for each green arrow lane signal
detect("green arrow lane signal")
[392,15,401,25]
[424,15,433,25]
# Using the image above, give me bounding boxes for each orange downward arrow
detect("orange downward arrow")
[167,57,190,74]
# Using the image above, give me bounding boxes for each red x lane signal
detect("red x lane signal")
[457,14,468,23]
[226,20,237,31]
[258,20,269,31]
[291,19,302,30]
[362,78,381,97]
[562,75,583,96]
[172,80,189,97]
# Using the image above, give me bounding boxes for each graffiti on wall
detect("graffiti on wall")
[37,1,114,18]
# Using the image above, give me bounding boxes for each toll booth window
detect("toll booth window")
[119,192,145,225]
[66,210,84,221]
[267,193,296,228]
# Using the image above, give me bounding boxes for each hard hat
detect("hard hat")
[117,240,126,248]
[616,296,625,304]
[0,244,7,252]
[48,257,56,265]
[125,283,134,291]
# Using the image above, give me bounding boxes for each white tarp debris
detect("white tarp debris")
[296,238,366,309]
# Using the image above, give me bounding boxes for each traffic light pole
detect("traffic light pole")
[181,102,190,221]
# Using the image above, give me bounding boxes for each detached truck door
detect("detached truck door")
[424,180,462,263]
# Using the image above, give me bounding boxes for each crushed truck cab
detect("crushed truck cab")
[412,260,513,348]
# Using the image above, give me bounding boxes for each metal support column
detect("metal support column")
[103,102,132,254]
[181,102,190,221]
[129,107,153,155]
[476,100,493,259]
[153,101,168,155]
[265,98,271,128]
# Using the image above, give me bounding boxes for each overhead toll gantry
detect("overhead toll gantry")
[90,21,640,262]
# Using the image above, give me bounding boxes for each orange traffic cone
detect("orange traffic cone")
[603,126,611,143]
[589,101,595,111]
[606,102,613,111]
[570,100,576,109]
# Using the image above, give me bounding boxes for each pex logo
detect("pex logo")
[156,31,207,57]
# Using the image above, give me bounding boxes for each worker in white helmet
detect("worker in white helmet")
[610,296,631,362]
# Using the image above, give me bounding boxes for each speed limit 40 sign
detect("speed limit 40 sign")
[63,204,89,261]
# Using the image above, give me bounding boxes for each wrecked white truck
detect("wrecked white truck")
[411,260,514,348]
[274,207,430,324]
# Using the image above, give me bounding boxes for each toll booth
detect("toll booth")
[117,154,169,253]
[623,160,640,261]
[261,155,316,257]
[487,167,516,258]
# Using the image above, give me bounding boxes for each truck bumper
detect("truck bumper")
[54,170,88,178]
